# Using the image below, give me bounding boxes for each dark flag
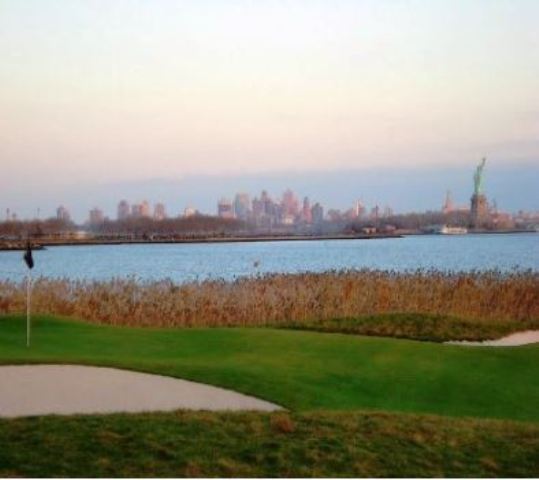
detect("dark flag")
[23,243,34,270]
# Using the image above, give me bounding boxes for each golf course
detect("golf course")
[0,314,538,476]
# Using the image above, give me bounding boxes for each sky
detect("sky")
[1,0,538,220]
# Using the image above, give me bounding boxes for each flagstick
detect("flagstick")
[26,271,31,347]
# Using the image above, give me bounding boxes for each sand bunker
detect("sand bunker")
[0,365,281,418]
[446,330,539,347]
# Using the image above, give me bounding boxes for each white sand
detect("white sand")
[0,365,281,418]
[446,330,539,347]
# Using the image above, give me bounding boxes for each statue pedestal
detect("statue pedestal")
[470,194,488,228]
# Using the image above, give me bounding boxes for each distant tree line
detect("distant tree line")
[90,215,249,237]
[346,210,471,232]
[0,215,248,239]
[0,218,76,238]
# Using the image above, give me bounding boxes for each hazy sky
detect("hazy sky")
[1,0,538,219]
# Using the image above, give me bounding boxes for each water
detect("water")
[0,234,537,283]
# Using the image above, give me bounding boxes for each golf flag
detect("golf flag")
[23,243,34,269]
[23,243,33,347]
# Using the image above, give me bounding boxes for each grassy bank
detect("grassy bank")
[0,271,537,338]
[0,410,537,477]
[1,315,538,422]
[282,312,539,342]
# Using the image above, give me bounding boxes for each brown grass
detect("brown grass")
[0,270,537,338]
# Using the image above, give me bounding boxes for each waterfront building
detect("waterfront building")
[233,193,250,220]
[442,190,454,214]
[217,198,234,219]
[383,206,393,218]
[282,214,295,225]
[260,190,273,216]
[117,200,130,220]
[354,200,366,218]
[327,209,342,222]
[154,202,166,220]
[302,197,312,223]
[344,208,358,221]
[370,205,380,224]
[131,204,142,218]
[140,200,151,218]
[311,202,324,224]
[183,206,197,218]
[282,189,299,218]
[88,207,104,226]
[56,205,71,222]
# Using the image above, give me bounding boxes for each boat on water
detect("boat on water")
[438,225,468,235]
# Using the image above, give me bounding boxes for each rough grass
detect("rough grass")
[282,312,539,342]
[0,411,537,477]
[0,270,537,340]
[1,315,538,422]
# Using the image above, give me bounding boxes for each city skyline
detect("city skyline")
[3,160,539,226]
[1,0,538,213]
[1,160,538,223]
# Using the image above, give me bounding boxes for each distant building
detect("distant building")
[281,189,299,218]
[183,206,197,218]
[370,205,380,222]
[311,202,324,224]
[117,200,130,220]
[302,197,312,223]
[56,205,71,222]
[140,200,151,218]
[88,207,104,226]
[344,208,358,221]
[327,209,342,222]
[282,214,295,225]
[251,190,279,227]
[354,200,366,218]
[131,204,142,218]
[154,202,166,220]
[130,201,151,219]
[383,206,393,218]
[233,193,250,220]
[217,198,234,219]
[442,190,454,214]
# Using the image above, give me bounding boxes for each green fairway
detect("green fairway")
[0,314,538,422]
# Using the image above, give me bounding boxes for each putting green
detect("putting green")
[1,315,538,422]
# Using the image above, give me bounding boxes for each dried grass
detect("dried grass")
[0,270,537,329]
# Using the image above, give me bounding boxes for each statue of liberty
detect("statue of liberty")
[473,157,486,195]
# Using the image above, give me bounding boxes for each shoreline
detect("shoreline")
[0,233,403,251]
[0,229,535,251]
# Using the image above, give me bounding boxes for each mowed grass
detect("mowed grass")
[1,411,538,477]
[1,314,538,422]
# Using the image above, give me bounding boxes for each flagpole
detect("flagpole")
[26,271,31,347]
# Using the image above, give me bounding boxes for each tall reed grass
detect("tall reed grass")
[0,271,537,334]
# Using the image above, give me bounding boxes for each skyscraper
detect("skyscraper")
[233,193,250,220]
[88,207,104,226]
[282,189,299,217]
[354,200,366,218]
[56,205,71,222]
[442,191,454,214]
[117,200,130,220]
[131,204,142,218]
[140,200,151,218]
[311,203,324,224]
[154,202,166,220]
[302,197,312,223]
[217,198,234,218]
